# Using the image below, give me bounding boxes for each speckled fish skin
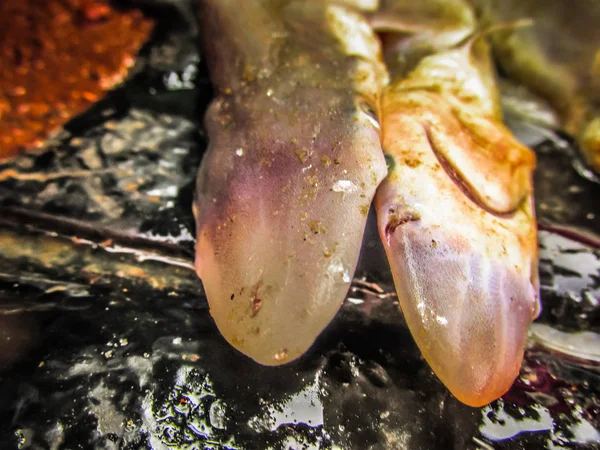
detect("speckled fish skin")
[469,0,600,173]
[194,0,388,365]
[369,0,477,82]
[373,1,540,407]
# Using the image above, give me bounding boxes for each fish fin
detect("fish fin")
[374,108,538,407]
[457,18,534,51]
[425,104,535,215]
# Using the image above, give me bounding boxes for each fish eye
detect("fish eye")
[384,153,395,174]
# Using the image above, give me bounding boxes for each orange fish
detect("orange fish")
[373,0,540,406]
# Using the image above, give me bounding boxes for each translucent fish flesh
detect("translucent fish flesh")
[373,1,540,406]
[194,0,388,365]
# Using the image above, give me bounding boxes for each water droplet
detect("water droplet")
[327,262,347,281]
[236,148,244,156]
[332,179,357,193]
[209,400,227,430]
[436,315,448,326]
[274,349,288,362]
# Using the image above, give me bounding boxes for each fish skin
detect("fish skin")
[469,0,600,173]
[369,0,476,82]
[374,5,540,406]
[371,0,476,43]
[194,0,388,365]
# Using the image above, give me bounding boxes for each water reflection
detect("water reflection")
[532,325,600,362]
[480,402,553,441]
[481,344,600,449]
[251,373,324,432]
[538,231,600,302]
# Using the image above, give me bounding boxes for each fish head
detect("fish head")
[194,89,386,366]
[376,91,539,406]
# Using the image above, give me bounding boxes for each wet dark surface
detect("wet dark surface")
[0,1,599,449]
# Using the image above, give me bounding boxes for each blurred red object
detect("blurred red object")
[0,0,154,160]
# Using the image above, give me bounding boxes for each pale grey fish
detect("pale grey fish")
[194,0,388,365]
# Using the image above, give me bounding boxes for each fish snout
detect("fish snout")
[381,218,537,407]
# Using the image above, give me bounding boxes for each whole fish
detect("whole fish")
[471,0,600,173]
[194,0,388,365]
[372,0,540,406]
